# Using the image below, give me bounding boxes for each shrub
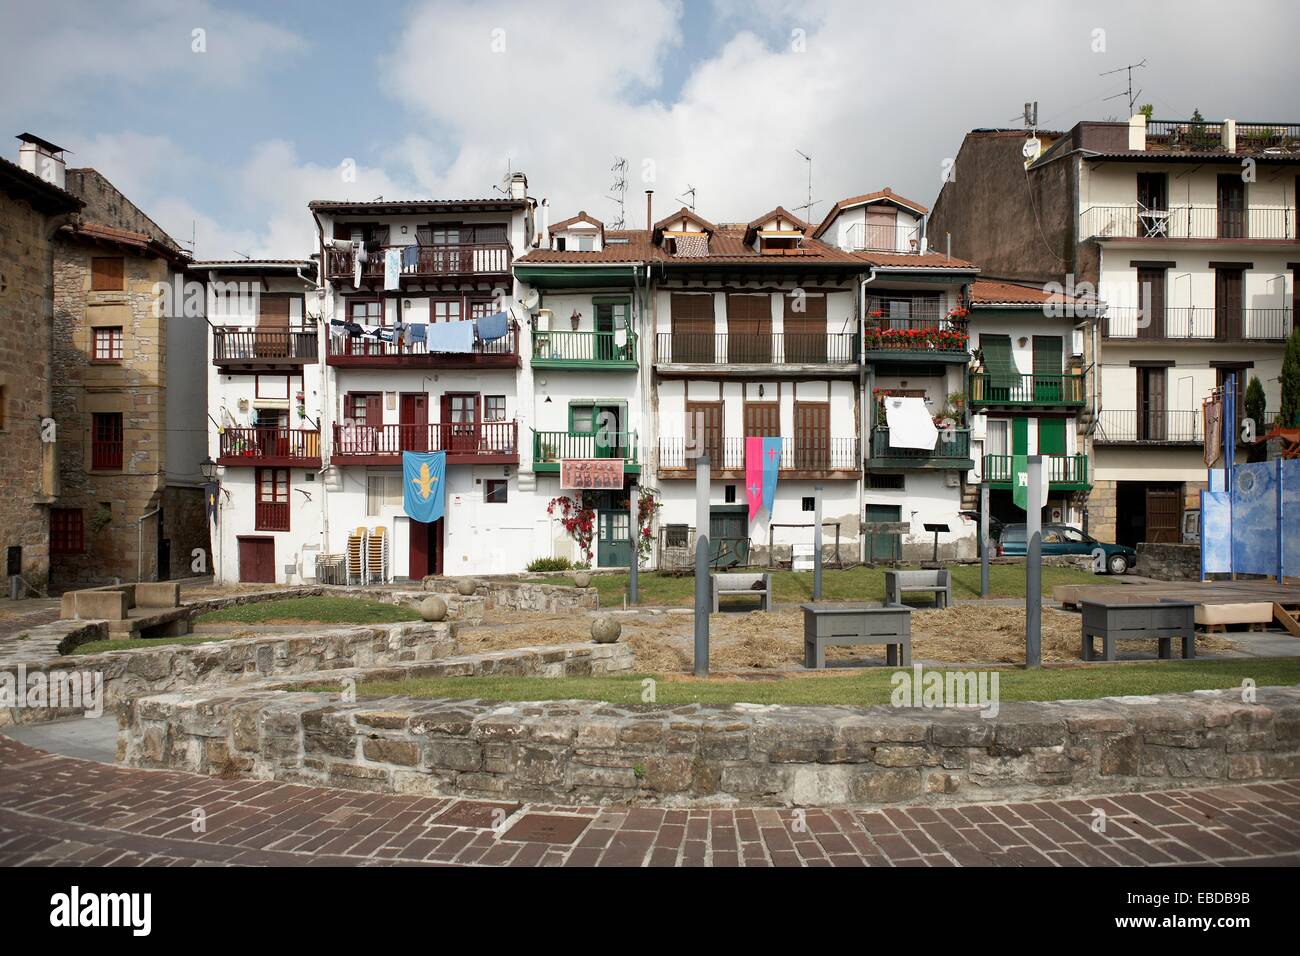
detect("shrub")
[526,557,572,572]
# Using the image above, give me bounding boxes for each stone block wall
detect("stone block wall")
[421,577,598,612]
[1136,543,1201,581]
[1087,479,1117,545]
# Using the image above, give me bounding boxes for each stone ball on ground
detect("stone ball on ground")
[573,571,592,588]
[591,615,621,644]
[456,578,478,596]
[419,596,447,622]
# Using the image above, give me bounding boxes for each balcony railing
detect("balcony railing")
[983,453,1089,487]
[655,332,858,365]
[91,439,122,471]
[331,421,518,462]
[212,327,318,365]
[218,428,322,465]
[1104,306,1291,341]
[255,500,290,532]
[1079,204,1296,241]
[1147,120,1300,154]
[324,242,512,281]
[326,325,519,367]
[1096,410,1201,444]
[864,320,970,355]
[869,427,972,464]
[970,372,1086,407]
[533,430,639,466]
[865,296,944,322]
[844,221,923,254]
[532,330,638,367]
[657,436,859,473]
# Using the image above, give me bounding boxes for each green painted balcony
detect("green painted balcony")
[983,453,1090,491]
[532,330,638,370]
[532,429,640,474]
[969,372,1085,409]
[868,427,974,470]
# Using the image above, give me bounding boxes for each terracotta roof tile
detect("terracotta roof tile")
[812,187,928,238]
[970,279,1098,309]
[548,210,603,234]
[854,250,977,270]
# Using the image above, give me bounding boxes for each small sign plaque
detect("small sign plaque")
[560,458,625,490]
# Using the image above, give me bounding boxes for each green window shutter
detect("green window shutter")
[1012,417,1029,455]
[1031,335,1063,374]
[1038,417,1066,455]
[980,334,1019,387]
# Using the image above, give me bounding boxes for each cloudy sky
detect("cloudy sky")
[3,0,1296,259]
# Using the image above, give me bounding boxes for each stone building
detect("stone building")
[0,139,84,593]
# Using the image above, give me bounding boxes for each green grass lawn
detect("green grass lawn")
[347,658,1300,707]
[577,564,1115,608]
[196,597,421,626]
[71,633,254,655]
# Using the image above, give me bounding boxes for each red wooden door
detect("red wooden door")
[408,519,443,579]
[400,392,428,452]
[441,393,479,453]
[238,537,275,583]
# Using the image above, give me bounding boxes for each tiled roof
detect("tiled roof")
[517,225,862,266]
[970,279,1099,309]
[549,211,603,233]
[812,188,928,238]
[652,206,717,233]
[855,250,977,271]
[308,198,527,214]
[517,229,657,264]
[746,206,809,232]
[0,155,83,214]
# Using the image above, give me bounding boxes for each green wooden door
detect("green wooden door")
[1038,417,1066,455]
[1012,417,1029,455]
[708,506,749,568]
[1032,335,1063,403]
[597,510,632,567]
[864,504,902,562]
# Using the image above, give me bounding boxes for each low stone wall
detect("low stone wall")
[421,577,598,612]
[329,586,485,623]
[118,684,1300,808]
[0,620,455,726]
[1136,543,1201,581]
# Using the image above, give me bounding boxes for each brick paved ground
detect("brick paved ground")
[0,735,1297,867]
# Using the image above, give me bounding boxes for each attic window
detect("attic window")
[760,235,801,255]
[575,235,594,252]
[606,237,629,245]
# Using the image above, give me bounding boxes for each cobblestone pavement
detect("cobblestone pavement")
[0,736,1297,867]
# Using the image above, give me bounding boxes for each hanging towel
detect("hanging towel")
[351,241,364,287]
[476,311,510,342]
[384,247,401,290]
[401,244,421,269]
[884,396,938,450]
[425,319,476,353]
[406,323,428,345]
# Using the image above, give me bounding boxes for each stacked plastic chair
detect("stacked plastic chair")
[367,526,389,584]
[346,527,368,585]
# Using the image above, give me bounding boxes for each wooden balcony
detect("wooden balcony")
[657,436,860,479]
[254,500,290,532]
[326,325,519,369]
[532,430,640,473]
[212,328,318,370]
[868,427,974,470]
[969,372,1086,409]
[654,332,859,374]
[218,428,322,468]
[330,421,518,466]
[864,319,970,363]
[532,330,638,370]
[983,453,1090,491]
[324,243,511,282]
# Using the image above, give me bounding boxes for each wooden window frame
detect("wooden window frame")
[255,467,291,532]
[91,412,124,471]
[484,478,508,504]
[50,508,85,555]
[484,395,507,423]
[346,297,384,326]
[91,256,125,292]
[92,326,123,362]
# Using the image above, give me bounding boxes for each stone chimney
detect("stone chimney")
[17,133,67,189]
[1127,114,1147,151]
[509,171,528,200]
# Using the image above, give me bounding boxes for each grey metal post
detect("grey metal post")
[980,483,990,597]
[1026,455,1043,668]
[813,484,823,600]
[628,482,638,605]
[694,455,710,677]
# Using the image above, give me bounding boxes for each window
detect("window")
[468,299,496,319]
[484,396,507,422]
[91,413,123,470]
[93,327,123,361]
[365,474,403,516]
[576,235,594,252]
[802,496,816,512]
[867,474,905,490]
[794,402,830,470]
[570,404,595,434]
[50,509,84,554]
[555,237,566,252]
[665,524,689,548]
[724,485,736,503]
[91,257,124,291]
[346,392,381,425]
[984,419,1010,457]
[431,298,462,323]
[348,299,383,326]
[255,468,290,531]
[484,479,508,503]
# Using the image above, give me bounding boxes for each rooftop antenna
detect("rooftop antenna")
[793,149,819,221]
[606,156,628,229]
[492,158,514,195]
[675,184,697,212]
[1100,59,1146,115]
[233,250,251,260]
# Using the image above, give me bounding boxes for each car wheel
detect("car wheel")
[1107,554,1129,575]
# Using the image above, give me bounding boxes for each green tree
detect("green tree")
[1244,375,1266,431]
[1139,103,1154,120]
[1282,329,1300,427]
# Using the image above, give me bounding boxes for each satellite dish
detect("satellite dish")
[520,289,540,310]
[1022,137,1042,161]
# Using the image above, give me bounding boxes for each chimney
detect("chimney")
[509,171,528,201]
[645,190,654,239]
[17,133,67,189]
[537,198,549,248]
[1127,113,1147,151]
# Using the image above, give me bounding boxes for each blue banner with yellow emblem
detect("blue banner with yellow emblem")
[403,451,446,523]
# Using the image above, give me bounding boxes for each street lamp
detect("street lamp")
[200,456,217,481]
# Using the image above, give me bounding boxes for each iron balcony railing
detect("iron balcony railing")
[655,332,858,365]
[1095,410,1202,444]
[532,430,639,464]
[219,428,321,462]
[326,324,519,362]
[869,427,972,461]
[1147,119,1300,154]
[532,330,638,365]
[864,319,970,353]
[1104,306,1291,341]
[844,221,923,254]
[657,435,859,472]
[969,372,1086,406]
[1079,204,1296,240]
[983,453,1089,486]
[324,242,512,280]
[331,421,518,459]
[212,327,318,363]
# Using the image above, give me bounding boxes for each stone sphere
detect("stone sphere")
[456,578,478,596]
[419,596,447,622]
[573,571,592,588]
[591,615,621,644]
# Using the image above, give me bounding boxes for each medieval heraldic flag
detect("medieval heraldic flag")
[403,451,447,523]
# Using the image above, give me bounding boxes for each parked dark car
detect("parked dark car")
[959,511,1005,540]
[997,523,1136,575]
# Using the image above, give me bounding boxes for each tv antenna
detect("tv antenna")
[675,184,697,211]
[606,156,628,229]
[492,159,514,196]
[793,149,819,221]
[1101,59,1146,116]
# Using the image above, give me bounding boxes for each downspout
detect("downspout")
[859,267,880,564]
[311,211,330,575]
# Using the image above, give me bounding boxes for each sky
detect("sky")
[2,0,1297,260]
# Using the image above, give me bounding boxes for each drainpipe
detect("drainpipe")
[310,211,331,574]
[137,507,161,583]
[859,267,880,563]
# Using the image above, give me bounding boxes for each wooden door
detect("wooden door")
[1215,268,1244,341]
[238,537,275,583]
[783,293,827,363]
[708,507,748,568]
[670,293,714,363]
[865,504,902,562]
[256,295,290,357]
[794,402,830,470]
[686,401,723,467]
[727,293,772,363]
[1217,174,1245,238]
[593,404,625,459]
[1038,417,1066,456]
[864,206,897,251]
[1146,487,1181,543]
[400,393,428,452]
[744,402,780,438]
[597,510,631,568]
[1136,267,1165,339]
[1138,367,1167,441]
[441,393,479,453]
[408,519,442,579]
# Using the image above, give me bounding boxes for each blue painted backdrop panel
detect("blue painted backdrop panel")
[1282,461,1300,579]
[1201,489,1233,574]
[1231,461,1278,576]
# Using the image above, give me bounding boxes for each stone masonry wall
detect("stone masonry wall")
[1087,479,1117,546]
[121,684,1300,808]
[1136,542,1201,581]
[421,577,598,612]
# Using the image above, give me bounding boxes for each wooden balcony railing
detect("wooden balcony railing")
[212,328,318,365]
[326,325,519,367]
[657,436,859,473]
[655,332,858,365]
[533,430,639,465]
[91,439,122,471]
[983,453,1089,487]
[218,428,321,465]
[331,421,518,462]
[970,372,1086,407]
[324,243,511,281]
[254,501,290,532]
[532,330,638,367]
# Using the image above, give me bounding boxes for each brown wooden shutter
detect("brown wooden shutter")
[784,293,827,362]
[1136,267,1165,339]
[671,293,715,362]
[744,402,780,437]
[727,293,772,362]
[686,401,723,466]
[794,402,829,470]
[91,257,124,291]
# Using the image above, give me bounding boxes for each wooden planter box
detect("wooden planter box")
[801,602,912,668]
